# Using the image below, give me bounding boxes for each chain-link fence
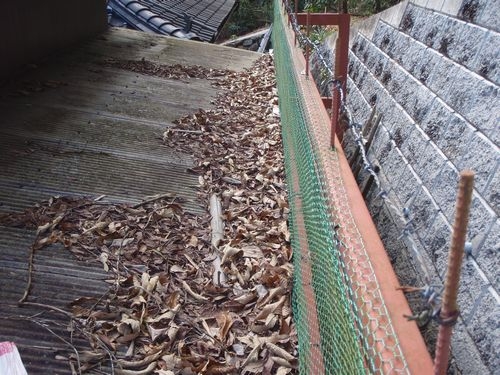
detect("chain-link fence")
[273,1,411,373]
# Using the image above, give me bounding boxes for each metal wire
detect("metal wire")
[276,1,411,373]
[282,0,441,317]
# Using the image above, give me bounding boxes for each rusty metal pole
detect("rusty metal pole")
[287,0,291,26]
[330,85,340,148]
[434,170,475,375]
[294,0,298,45]
[305,11,310,77]
[331,14,350,147]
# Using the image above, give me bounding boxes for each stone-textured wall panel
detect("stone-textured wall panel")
[412,8,454,48]
[450,321,491,375]
[430,162,460,221]
[375,139,396,173]
[472,30,500,84]
[419,99,454,147]
[421,212,451,273]
[399,124,431,167]
[438,112,476,166]
[347,78,372,126]
[466,292,500,370]
[408,185,440,231]
[362,41,386,74]
[417,140,448,186]
[338,2,499,370]
[385,101,415,137]
[459,0,500,32]
[454,260,488,318]
[484,166,499,214]
[370,125,392,159]
[399,3,425,35]
[446,68,500,145]
[475,219,499,287]
[382,147,409,189]
[348,52,370,93]
[414,46,443,84]
[401,3,492,72]
[393,164,422,205]
[372,21,395,48]
[467,194,496,242]
[426,56,460,101]
[359,65,388,108]
[448,22,488,68]
[458,133,499,192]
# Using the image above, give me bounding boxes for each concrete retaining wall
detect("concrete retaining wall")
[0,1,107,82]
[314,0,499,372]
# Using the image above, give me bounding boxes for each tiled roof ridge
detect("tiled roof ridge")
[110,0,202,40]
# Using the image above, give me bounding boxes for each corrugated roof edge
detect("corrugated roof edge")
[108,0,201,41]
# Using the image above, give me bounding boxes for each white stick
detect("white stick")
[209,194,227,287]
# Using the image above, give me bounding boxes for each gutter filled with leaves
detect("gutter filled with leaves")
[1,55,298,374]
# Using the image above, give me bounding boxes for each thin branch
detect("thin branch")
[19,316,82,375]
[19,301,74,318]
[18,243,36,304]
[132,193,178,209]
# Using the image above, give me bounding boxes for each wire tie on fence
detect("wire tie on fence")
[425,290,439,306]
[434,308,460,327]
[421,285,435,300]
[378,190,388,199]
[326,78,342,89]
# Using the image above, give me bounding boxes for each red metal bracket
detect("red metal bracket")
[288,8,350,147]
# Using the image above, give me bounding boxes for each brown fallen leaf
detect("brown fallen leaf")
[181,280,209,302]
[115,361,157,375]
[116,349,162,369]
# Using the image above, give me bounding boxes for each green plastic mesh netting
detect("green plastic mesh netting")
[272,2,367,374]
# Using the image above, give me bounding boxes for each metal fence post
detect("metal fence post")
[434,170,475,375]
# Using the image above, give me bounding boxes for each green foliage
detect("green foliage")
[218,0,273,40]
[349,0,401,15]
[219,0,402,41]
[308,25,333,45]
[303,0,338,12]
[298,0,401,15]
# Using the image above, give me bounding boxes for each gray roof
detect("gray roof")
[0,27,259,374]
[108,0,238,42]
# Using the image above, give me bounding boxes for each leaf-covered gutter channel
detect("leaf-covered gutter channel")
[1,54,297,374]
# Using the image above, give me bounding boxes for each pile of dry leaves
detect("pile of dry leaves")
[1,54,297,374]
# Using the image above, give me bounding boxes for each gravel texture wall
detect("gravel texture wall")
[312,0,499,372]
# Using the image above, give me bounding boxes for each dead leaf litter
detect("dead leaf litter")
[1,54,297,374]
